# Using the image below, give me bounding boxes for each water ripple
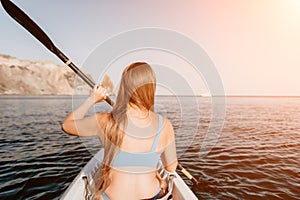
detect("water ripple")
[1,97,300,199]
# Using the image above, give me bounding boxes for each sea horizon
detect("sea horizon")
[1,94,300,98]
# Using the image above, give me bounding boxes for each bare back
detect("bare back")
[97,111,177,200]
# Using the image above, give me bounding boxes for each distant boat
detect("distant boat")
[200,93,211,97]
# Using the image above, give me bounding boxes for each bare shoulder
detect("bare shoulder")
[162,116,173,129]
[161,116,175,141]
[95,112,110,129]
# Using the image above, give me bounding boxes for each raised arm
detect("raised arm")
[61,85,107,136]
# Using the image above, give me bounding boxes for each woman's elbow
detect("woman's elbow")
[61,123,69,134]
[61,122,77,136]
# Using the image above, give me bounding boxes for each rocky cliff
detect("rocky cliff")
[0,54,97,95]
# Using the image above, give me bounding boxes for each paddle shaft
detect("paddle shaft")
[55,48,114,106]
[1,0,198,185]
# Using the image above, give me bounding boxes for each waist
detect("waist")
[110,167,158,181]
[106,169,160,199]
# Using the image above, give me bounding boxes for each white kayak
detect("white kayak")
[60,150,198,200]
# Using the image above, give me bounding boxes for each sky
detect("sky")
[1,0,300,96]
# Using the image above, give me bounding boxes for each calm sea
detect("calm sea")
[0,96,299,200]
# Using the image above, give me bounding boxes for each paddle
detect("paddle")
[177,164,199,185]
[1,0,199,186]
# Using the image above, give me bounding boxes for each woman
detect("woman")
[62,62,178,200]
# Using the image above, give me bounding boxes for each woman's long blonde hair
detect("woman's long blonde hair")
[94,62,156,194]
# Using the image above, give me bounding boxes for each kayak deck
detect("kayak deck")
[60,150,198,200]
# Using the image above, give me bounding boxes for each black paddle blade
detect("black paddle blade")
[1,0,57,54]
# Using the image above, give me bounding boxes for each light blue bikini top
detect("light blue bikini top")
[112,115,163,168]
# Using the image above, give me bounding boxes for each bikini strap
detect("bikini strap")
[150,115,163,152]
